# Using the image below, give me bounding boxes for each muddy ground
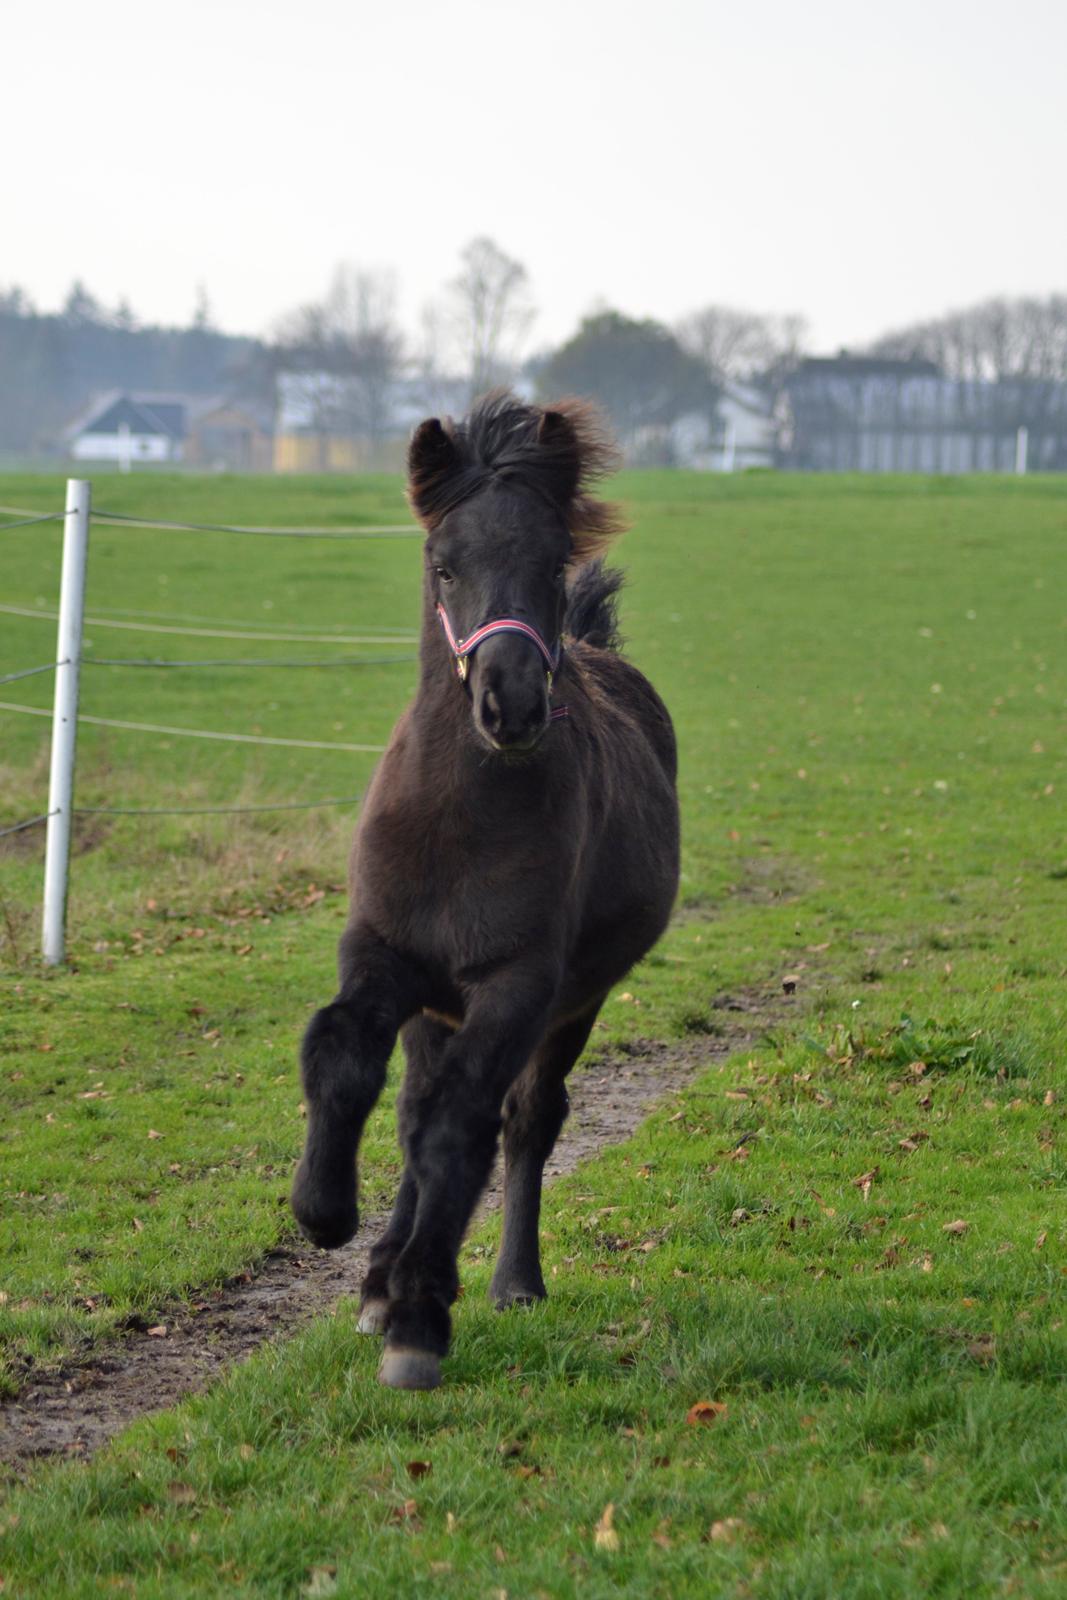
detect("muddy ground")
[0,992,784,1471]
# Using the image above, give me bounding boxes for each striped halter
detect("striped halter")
[435,603,568,720]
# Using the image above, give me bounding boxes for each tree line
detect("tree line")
[2,242,1065,459]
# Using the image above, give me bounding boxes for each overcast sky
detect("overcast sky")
[5,0,1065,356]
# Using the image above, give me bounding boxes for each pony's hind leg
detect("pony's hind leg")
[291,929,420,1252]
[357,1016,452,1333]
[489,1003,602,1310]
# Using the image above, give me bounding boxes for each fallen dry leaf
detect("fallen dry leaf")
[147,1129,163,1140]
[301,1568,338,1598]
[967,1337,996,1365]
[708,1517,745,1543]
[686,1400,728,1426]
[1035,1231,1047,1250]
[853,1168,879,1201]
[166,1482,196,1505]
[239,1443,255,1462]
[386,1498,420,1527]
[146,1324,167,1338]
[594,1503,620,1552]
[942,1219,970,1236]
[406,1460,432,1479]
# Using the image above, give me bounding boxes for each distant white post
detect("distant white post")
[1015,425,1028,475]
[42,480,91,965]
[722,414,736,473]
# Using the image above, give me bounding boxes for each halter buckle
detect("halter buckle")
[456,655,469,683]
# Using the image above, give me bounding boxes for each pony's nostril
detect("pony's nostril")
[481,688,503,735]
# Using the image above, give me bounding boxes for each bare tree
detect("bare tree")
[448,236,535,398]
[676,305,807,396]
[274,265,405,448]
[410,300,459,415]
[868,295,1067,382]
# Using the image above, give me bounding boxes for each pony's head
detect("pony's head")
[407,391,623,753]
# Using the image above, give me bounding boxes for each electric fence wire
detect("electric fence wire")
[0,662,61,687]
[1,793,364,838]
[92,508,420,538]
[0,512,66,530]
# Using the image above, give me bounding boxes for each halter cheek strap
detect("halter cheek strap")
[436,603,569,720]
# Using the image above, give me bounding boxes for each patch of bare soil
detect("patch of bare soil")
[0,992,788,1471]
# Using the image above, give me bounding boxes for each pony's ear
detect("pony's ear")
[537,408,581,502]
[537,408,578,451]
[408,417,456,482]
[407,417,459,527]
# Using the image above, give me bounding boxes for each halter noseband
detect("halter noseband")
[435,603,568,720]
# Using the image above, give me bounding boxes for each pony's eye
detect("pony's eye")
[554,563,566,582]
[434,566,454,583]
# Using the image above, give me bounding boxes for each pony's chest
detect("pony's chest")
[357,799,561,973]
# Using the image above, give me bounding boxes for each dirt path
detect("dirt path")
[0,1000,781,1471]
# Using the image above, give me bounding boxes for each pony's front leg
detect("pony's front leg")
[379,967,558,1390]
[357,1014,453,1333]
[291,928,421,1251]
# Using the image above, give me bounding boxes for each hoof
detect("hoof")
[378,1348,442,1390]
[357,1297,389,1335]
[489,1283,546,1311]
[291,1166,358,1250]
[293,1209,358,1251]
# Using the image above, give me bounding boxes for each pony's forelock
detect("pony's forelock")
[407,391,625,561]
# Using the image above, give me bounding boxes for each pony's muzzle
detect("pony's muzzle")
[472,640,550,751]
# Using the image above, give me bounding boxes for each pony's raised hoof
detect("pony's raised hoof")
[357,1297,390,1335]
[378,1348,442,1390]
[290,1169,358,1251]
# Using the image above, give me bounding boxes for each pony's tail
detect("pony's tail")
[564,560,624,651]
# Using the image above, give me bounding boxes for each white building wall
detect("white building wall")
[72,433,181,463]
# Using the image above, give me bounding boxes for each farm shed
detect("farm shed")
[66,393,188,465]
[184,401,273,471]
[784,356,1067,472]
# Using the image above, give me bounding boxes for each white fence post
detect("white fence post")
[42,480,91,965]
[1015,426,1028,475]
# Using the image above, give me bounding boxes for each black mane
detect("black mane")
[407,390,625,561]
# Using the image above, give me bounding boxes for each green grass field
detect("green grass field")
[1,470,1065,1597]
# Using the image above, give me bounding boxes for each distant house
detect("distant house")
[783,356,1067,472]
[184,401,273,472]
[65,392,272,471]
[669,381,779,470]
[66,393,187,465]
[272,372,470,472]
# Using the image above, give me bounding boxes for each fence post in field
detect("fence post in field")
[42,480,91,966]
[1014,426,1028,475]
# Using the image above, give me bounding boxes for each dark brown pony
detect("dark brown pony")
[291,392,679,1388]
